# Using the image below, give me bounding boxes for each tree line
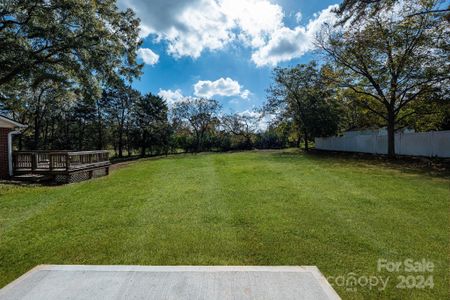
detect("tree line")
[1,0,449,158]
[1,80,294,156]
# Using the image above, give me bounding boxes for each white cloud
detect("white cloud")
[251,27,309,67]
[220,0,284,48]
[237,109,260,119]
[295,11,302,23]
[137,48,159,65]
[237,110,275,131]
[121,1,339,66]
[194,77,250,99]
[157,89,184,107]
[252,4,339,66]
[120,0,233,59]
[120,0,285,59]
[165,0,233,58]
[240,89,251,99]
[138,25,153,39]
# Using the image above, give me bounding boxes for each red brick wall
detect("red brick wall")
[0,128,11,179]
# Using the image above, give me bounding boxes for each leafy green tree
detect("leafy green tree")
[170,125,195,153]
[319,0,449,157]
[173,98,221,153]
[0,0,142,92]
[221,114,257,149]
[254,124,289,150]
[337,89,385,131]
[265,61,341,151]
[397,95,450,131]
[70,96,101,151]
[133,93,169,157]
[101,82,140,157]
[0,78,78,149]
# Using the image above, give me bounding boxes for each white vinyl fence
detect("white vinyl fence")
[315,130,450,158]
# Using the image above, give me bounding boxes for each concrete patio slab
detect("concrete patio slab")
[0,265,340,300]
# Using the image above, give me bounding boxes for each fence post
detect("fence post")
[49,154,53,171]
[31,153,37,171]
[66,153,70,171]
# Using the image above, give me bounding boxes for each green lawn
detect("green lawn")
[0,150,448,299]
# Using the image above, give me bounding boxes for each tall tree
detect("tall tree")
[0,0,142,91]
[173,98,221,153]
[221,114,257,149]
[265,62,341,151]
[319,0,449,157]
[101,82,140,157]
[0,78,77,149]
[133,93,169,157]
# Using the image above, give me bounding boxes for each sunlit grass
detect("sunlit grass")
[0,150,448,299]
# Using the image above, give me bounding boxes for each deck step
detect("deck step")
[12,174,52,183]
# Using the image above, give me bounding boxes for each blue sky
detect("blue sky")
[119,0,341,115]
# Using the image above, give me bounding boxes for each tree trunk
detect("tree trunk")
[33,116,40,150]
[118,128,124,158]
[196,131,202,153]
[118,140,123,158]
[78,121,84,150]
[127,138,132,157]
[64,121,70,149]
[141,131,147,157]
[97,120,104,149]
[296,134,301,148]
[387,110,396,159]
[304,131,309,151]
[43,122,49,149]
[96,101,104,149]
[245,136,252,149]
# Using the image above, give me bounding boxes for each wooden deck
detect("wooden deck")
[13,150,110,183]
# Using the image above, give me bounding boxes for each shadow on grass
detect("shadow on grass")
[273,148,450,179]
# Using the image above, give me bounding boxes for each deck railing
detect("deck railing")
[13,150,110,174]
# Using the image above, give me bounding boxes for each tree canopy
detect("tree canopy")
[173,98,221,152]
[0,0,142,96]
[265,62,341,151]
[335,0,450,25]
[319,0,449,157]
